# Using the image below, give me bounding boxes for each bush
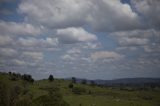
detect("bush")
[33,95,69,106]
[68,83,74,89]
[33,86,69,106]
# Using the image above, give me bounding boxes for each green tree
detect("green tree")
[22,74,34,83]
[48,75,54,82]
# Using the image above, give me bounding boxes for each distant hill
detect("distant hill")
[94,78,160,85]
[67,77,160,86]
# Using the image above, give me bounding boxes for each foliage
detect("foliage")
[68,83,74,89]
[48,75,54,82]
[22,74,34,83]
[33,86,69,106]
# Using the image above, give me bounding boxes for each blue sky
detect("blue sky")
[0,0,160,80]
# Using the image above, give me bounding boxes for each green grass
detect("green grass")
[62,84,160,106]
[0,72,160,106]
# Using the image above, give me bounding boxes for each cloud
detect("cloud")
[0,35,13,46]
[12,59,26,66]
[56,27,97,43]
[91,51,124,61]
[61,54,75,61]
[109,29,159,47]
[0,21,43,36]
[18,0,142,32]
[22,51,43,60]
[143,45,160,53]
[118,37,149,46]
[110,29,158,38]
[116,46,138,52]
[0,0,16,3]
[67,48,81,54]
[131,0,160,29]
[61,48,82,61]
[0,48,17,57]
[88,0,141,32]
[82,42,101,49]
[18,37,58,47]
[0,0,160,79]
[18,0,91,28]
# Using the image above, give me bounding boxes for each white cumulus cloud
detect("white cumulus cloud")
[91,51,124,61]
[0,21,43,36]
[18,0,142,31]
[56,27,97,43]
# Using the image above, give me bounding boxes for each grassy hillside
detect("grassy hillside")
[0,72,160,106]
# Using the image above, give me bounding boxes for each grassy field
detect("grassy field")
[59,81,160,106]
[0,72,160,106]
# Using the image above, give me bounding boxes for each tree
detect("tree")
[48,75,54,81]
[72,77,76,83]
[22,74,34,83]
[8,72,12,75]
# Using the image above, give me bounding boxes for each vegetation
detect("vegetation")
[0,72,160,106]
[0,72,68,106]
[68,83,74,89]
[48,75,54,82]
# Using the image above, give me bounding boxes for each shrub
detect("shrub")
[33,86,69,106]
[33,95,69,106]
[68,83,74,89]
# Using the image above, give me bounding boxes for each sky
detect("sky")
[0,0,160,80]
